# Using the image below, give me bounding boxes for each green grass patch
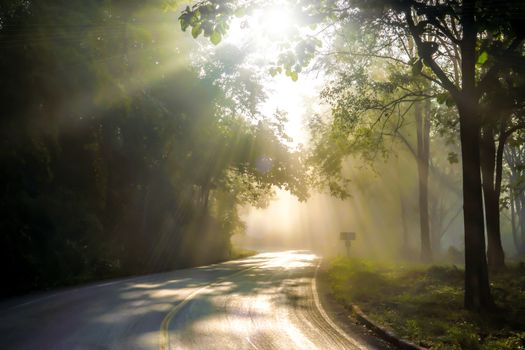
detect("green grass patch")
[328,257,525,349]
[230,247,257,260]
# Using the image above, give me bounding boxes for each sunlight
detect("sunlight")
[225,4,298,48]
[261,74,324,146]
[221,5,323,147]
[257,6,297,38]
[3,1,523,348]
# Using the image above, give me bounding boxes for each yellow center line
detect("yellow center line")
[159,265,259,350]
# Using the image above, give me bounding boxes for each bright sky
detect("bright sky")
[261,73,323,146]
[215,4,332,245]
[221,7,326,147]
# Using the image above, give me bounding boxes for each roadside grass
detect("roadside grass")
[328,257,525,350]
[230,247,258,259]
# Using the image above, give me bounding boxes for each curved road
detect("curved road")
[0,251,386,350]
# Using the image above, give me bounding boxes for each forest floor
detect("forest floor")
[327,257,525,350]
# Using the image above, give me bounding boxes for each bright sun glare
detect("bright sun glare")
[258,7,295,37]
[220,4,332,246]
[222,5,323,147]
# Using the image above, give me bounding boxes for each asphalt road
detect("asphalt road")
[0,251,386,350]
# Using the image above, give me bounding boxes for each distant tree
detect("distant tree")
[504,130,525,257]
[309,60,437,261]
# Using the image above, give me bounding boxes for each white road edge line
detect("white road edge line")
[311,259,369,350]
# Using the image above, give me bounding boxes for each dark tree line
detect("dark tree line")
[0,1,306,296]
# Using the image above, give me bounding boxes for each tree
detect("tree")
[311,30,447,262]
[504,130,525,257]
[478,31,525,270]
[179,0,525,310]
[402,0,490,310]
[329,0,524,310]
[309,63,437,261]
[0,0,309,295]
[415,98,432,261]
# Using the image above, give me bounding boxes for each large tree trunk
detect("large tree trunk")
[518,194,525,256]
[459,104,494,310]
[480,126,506,270]
[416,100,432,262]
[510,193,524,255]
[429,197,444,255]
[459,2,494,310]
[505,145,525,256]
[400,193,409,254]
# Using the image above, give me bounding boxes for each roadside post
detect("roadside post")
[340,232,356,256]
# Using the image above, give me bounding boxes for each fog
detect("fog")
[235,147,470,261]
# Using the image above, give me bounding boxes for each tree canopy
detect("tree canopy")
[0,0,307,296]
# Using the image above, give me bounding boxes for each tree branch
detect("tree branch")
[405,9,461,100]
[478,37,525,97]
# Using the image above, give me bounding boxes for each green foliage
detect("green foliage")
[308,44,437,196]
[412,59,423,76]
[328,259,525,350]
[178,2,233,44]
[447,152,459,164]
[178,0,325,81]
[210,30,222,45]
[0,0,308,296]
[477,51,489,66]
[229,247,257,259]
[436,92,455,107]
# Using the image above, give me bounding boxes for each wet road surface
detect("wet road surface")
[0,251,385,350]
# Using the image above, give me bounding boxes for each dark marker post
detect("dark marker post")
[339,232,356,256]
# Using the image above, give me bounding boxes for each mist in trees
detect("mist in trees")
[2,0,525,319]
[0,1,306,296]
[180,0,525,312]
